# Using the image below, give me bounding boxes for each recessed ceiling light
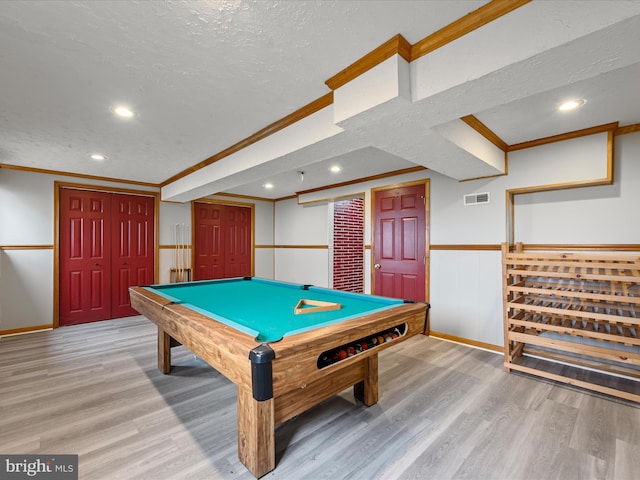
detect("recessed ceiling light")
[263,183,274,189]
[112,105,136,118]
[90,153,107,161]
[558,99,586,112]
[330,165,342,173]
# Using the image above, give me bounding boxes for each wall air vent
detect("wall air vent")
[463,192,490,206]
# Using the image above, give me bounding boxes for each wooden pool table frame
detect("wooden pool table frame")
[130,283,429,478]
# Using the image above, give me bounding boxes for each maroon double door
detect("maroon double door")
[59,189,155,326]
[193,202,251,280]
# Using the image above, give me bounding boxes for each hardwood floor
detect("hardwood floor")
[1,316,638,480]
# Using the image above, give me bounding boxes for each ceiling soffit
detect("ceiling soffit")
[161,2,640,202]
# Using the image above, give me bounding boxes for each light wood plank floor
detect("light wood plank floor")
[1,316,638,480]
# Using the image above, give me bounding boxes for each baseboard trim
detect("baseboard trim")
[429,330,502,353]
[0,324,53,337]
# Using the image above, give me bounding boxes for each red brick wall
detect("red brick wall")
[333,197,364,292]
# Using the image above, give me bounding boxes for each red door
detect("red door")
[111,194,155,318]
[59,189,155,325]
[59,189,112,325]
[225,205,251,277]
[373,183,427,302]
[194,202,251,280]
[194,202,224,279]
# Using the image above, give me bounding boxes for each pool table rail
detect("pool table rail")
[270,303,426,392]
[130,286,261,389]
[269,302,426,424]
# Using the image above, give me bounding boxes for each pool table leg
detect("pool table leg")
[158,327,171,374]
[354,353,379,406]
[237,386,275,478]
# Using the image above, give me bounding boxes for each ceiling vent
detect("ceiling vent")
[463,192,490,206]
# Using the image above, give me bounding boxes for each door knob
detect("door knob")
[374,263,381,269]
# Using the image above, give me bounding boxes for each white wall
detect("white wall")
[429,132,610,244]
[274,198,330,286]
[514,134,640,243]
[0,249,53,331]
[0,171,276,332]
[430,250,503,346]
[0,169,155,331]
[0,169,56,245]
[281,131,640,347]
[0,170,50,330]
[2,131,638,343]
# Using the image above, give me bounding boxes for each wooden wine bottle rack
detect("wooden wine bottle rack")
[502,243,640,403]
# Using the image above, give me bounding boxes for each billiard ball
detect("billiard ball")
[319,354,330,367]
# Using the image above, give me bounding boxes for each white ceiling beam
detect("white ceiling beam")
[411,1,640,103]
[333,55,411,125]
[161,3,640,201]
[161,105,344,202]
[432,119,505,178]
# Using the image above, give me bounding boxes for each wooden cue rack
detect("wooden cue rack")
[169,267,191,283]
[502,243,640,403]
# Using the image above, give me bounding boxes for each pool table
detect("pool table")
[129,277,429,478]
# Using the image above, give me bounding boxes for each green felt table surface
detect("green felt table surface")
[145,277,404,342]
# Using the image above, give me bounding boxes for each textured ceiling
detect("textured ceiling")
[1,1,639,200]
